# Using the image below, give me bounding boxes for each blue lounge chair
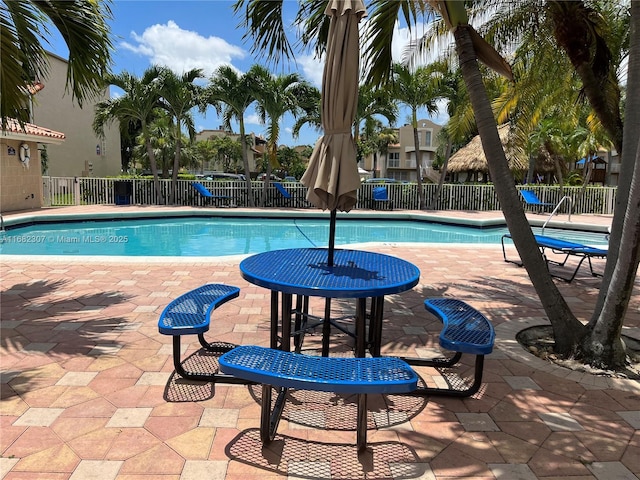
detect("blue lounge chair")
[519,190,554,212]
[273,182,306,207]
[191,181,232,207]
[372,186,393,210]
[273,182,292,205]
[501,233,607,282]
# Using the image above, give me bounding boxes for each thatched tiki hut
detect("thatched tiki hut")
[447,125,529,182]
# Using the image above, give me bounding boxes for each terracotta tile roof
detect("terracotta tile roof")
[2,118,65,141]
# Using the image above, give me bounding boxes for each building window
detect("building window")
[388,152,400,168]
[423,130,432,147]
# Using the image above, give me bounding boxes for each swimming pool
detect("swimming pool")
[0,216,608,257]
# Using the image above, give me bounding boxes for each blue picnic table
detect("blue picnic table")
[239,247,420,357]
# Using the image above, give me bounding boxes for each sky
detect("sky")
[47,0,449,147]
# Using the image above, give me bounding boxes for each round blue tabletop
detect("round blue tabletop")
[240,248,420,298]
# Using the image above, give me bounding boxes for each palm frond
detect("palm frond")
[35,0,113,104]
[233,0,295,65]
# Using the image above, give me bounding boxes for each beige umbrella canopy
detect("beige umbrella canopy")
[301,0,366,212]
[448,124,528,173]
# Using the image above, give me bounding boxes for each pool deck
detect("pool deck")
[1,206,639,480]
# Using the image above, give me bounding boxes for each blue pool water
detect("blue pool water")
[0,217,608,257]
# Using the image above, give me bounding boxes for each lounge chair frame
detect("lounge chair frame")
[502,234,607,282]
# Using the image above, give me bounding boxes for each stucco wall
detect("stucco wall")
[30,52,121,177]
[0,139,43,212]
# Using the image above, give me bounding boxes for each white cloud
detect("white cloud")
[431,98,450,126]
[120,20,246,76]
[297,53,324,87]
[244,113,263,126]
[392,22,445,67]
[392,24,412,63]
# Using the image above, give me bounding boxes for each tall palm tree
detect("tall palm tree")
[390,63,442,209]
[133,111,177,178]
[204,65,260,207]
[291,85,322,139]
[422,2,586,356]
[1,0,113,126]
[250,66,310,206]
[353,83,398,146]
[94,67,165,204]
[233,0,639,370]
[427,64,476,209]
[359,118,396,179]
[409,1,628,154]
[156,67,204,205]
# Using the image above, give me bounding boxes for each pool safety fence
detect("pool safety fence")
[42,176,617,215]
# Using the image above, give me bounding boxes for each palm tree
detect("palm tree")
[204,65,260,207]
[156,67,204,205]
[1,0,114,126]
[250,66,311,206]
[353,83,398,146]
[375,127,399,179]
[359,119,398,179]
[291,85,322,139]
[94,67,165,204]
[233,0,640,370]
[390,63,442,209]
[133,111,177,178]
[425,63,476,209]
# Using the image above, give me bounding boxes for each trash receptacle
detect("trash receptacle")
[114,180,133,205]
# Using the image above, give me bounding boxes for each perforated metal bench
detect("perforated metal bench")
[219,345,418,452]
[402,298,495,397]
[158,284,247,383]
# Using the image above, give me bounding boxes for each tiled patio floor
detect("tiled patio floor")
[1,207,639,479]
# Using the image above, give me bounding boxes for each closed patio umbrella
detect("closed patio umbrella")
[301,0,367,266]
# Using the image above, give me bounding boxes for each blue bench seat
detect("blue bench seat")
[158,284,247,383]
[219,345,417,452]
[402,298,495,397]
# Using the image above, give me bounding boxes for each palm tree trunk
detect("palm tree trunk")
[428,140,451,210]
[583,138,640,368]
[171,133,181,205]
[454,24,584,354]
[412,126,425,209]
[372,152,378,179]
[239,121,255,207]
[142,122,164,205]
[584,1,640,368]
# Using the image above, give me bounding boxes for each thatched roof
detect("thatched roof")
[447,125,528,173]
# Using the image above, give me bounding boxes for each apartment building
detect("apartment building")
[29,52,121,177]
[361,119,442,182]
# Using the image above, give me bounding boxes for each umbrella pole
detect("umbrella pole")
[322,209,337,356]
[328,209,337,266]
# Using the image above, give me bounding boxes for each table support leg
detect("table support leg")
[369,296,384,357]
[282,293,292,352]
[355,298,367,358]
[356,393,368,452]
[322,298,332,357]
[293,295,309,353]
[270,291,279,349]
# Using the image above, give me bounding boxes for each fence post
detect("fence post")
[74,177,81,205]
